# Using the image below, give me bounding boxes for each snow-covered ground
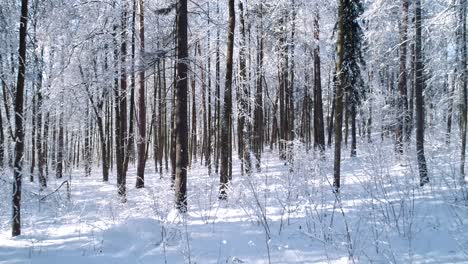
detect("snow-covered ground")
[1,137,468,263]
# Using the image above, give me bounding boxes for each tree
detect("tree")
[333,0,346,191]
[136,0,146,188]
[396,0,409,153]
[116,0,129,201]
[313,5,325,152]
[56,102,64,179]
[414,0,429,186]
[253,3,264,169]
[341,0,364,158]
[237,0,251,175]
[459,0,467,182]
[174,0,189,211]
[12,0,29,237]
[206,4,213,175]
[214,0,221,175]
[220,0,235,199]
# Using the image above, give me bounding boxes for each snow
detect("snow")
[1,138,468,263]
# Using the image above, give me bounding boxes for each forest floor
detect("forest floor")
[1,135,468,263]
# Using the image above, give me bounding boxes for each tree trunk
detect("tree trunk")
[215,0,221,175]
[238,1,251,175]
[350,104,357,157]
[415,0,429,186]
[459,0,467,182]
[253,3,264,169]
[313,7,325,152]
[200,43,207,166]
[174,0,189,211]
[396,0,409,153]
[446,73,455,145]
[333,0,346,191]
[56,111,64,179]
[12,0,29,237]
[207,10,213,175]
[115,0,128,201]
[136,0,146,188]
[190,49,197,166]
[84,106,91,177]
[220,0,235,199]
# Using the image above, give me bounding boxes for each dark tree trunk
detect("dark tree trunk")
[215,0,221,175]
[313,7,325,152]
[207,10,213,175]
[174,0,189,211]
[350,105,357,157]
[288,1,296,147]
[253,3,264,169]
[200,43,207,167]
[238,1,251,175]
[43,112,50,179]
[328,90,335,147]
[415,0,429,186]
[12,0,29,237]
[115,0,128,201]
[408,43,415,139]
[56,111,64,179]
[152,64,159,173]
[220,0,235,199]
[36,85,44,188]
[127,0,137,168]
[333,0,345,191]
[459,0,467,182]
[190,49,197,166]
[396,0,409,153]
[136,0,146,188]
[278,15,288,159]
[84,106,91,177]
[446,73,455,145]
[28,41,40,180]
